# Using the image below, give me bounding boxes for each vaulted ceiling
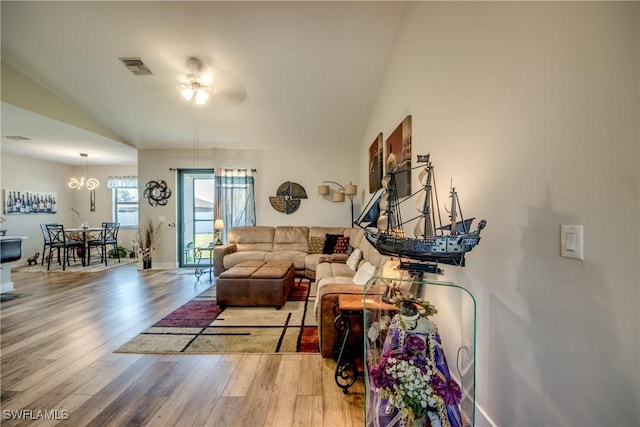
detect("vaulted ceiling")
[1,1,407,166]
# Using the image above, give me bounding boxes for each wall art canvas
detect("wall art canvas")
[3,190,58,215]
[368,132,384,193]
[384,115,412,198]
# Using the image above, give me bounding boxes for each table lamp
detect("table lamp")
[214,219,225,245]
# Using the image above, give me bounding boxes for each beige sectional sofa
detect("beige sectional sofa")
[212,225,396,357]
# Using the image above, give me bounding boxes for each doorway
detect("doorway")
[178,169,215,267]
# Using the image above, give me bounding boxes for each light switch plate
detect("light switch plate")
[560,225,584,260]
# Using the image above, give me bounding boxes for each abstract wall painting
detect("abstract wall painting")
[384,115,412,198]
[368,133,384,193]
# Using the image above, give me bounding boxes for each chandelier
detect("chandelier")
[68,153,99,190]
[180,57,211,105]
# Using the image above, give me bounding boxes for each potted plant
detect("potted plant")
[133,219,162,269]
[70,207,88,228]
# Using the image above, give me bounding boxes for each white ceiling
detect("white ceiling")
[1,1,407,166]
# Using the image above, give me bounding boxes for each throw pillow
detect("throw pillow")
[333,236,350,253]
[322,233,342,254]
[352,261,376,285]
[308,236,326,254]
[345,248,362,271]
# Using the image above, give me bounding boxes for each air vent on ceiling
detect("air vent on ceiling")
[4,135,31,141]
[119,57,153,76]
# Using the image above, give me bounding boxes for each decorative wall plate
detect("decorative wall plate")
[144,180,172,206]
[269,181,307,214]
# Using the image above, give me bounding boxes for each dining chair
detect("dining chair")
[87,222,120,266]
[39,223,57,265]
[45,224,84,271]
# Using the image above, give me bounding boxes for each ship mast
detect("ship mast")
[422,160,434,240]
[413,155,435,241]
[449,187,458,235]
[378,173,403,234]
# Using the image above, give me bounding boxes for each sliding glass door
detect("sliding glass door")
[178,169,215,267]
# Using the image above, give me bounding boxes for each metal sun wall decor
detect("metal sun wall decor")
[269,181,307,214]
[143,180,172,206]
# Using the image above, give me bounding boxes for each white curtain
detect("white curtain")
[215,169,256,241]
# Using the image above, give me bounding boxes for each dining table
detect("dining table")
[66,226,103,266]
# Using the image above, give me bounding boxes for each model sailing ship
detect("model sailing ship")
[356,154,486,273]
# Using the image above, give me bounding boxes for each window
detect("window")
[107,176,138,228]
[113,188,139,228]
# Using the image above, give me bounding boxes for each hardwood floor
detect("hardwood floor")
[1,265,365,426]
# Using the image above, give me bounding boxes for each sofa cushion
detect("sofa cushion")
[304,253,326,275]
[309,226,345,239]
[333,236,350,253]
[344,228,364,248]
[272,226,309,252]
[317,275,356,288]
[218,260,266,278]
[228,226,275,252]
[345,248,362,271]
[322,233,342,254]
[264,251,306,270]
[308,236,325,254]
[359,235,386,268]
[352,261,376,285]
[223,251,269,269]
[316,261,356,281]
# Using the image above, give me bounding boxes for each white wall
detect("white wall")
[0,152,137,259]
[138,146,359,268]
[358,3,639,426]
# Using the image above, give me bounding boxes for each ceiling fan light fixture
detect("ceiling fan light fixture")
[194,88,209,105]
[180,57,212,105]
[181,86,195,101]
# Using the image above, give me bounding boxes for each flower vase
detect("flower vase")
[143,257,152,270]
[410,416,428,427]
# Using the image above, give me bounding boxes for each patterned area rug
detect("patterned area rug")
[12,257,137,273]
[115,278,319,354]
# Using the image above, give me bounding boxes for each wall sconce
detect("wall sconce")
[214,219,225,245]
[318,181,358,225]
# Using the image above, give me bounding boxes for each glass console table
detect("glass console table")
[363,275,476,427]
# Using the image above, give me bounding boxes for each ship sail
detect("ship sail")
[354,187,385,229]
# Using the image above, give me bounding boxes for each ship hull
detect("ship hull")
[364,229,481,264]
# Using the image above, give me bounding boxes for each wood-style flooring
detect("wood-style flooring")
[1,265,365,426]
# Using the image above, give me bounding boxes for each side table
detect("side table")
[333,294,397,394]
[194,245,215,280]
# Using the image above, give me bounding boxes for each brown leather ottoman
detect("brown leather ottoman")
[216,261,295,309]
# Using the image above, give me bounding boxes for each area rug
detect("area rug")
[12,257,137,273]
[114,278,319,354]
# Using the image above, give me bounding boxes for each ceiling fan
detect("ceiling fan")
[180,57,211,105]
[179,57,246,107]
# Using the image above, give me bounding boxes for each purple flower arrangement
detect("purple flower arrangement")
[369,333,462,423]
